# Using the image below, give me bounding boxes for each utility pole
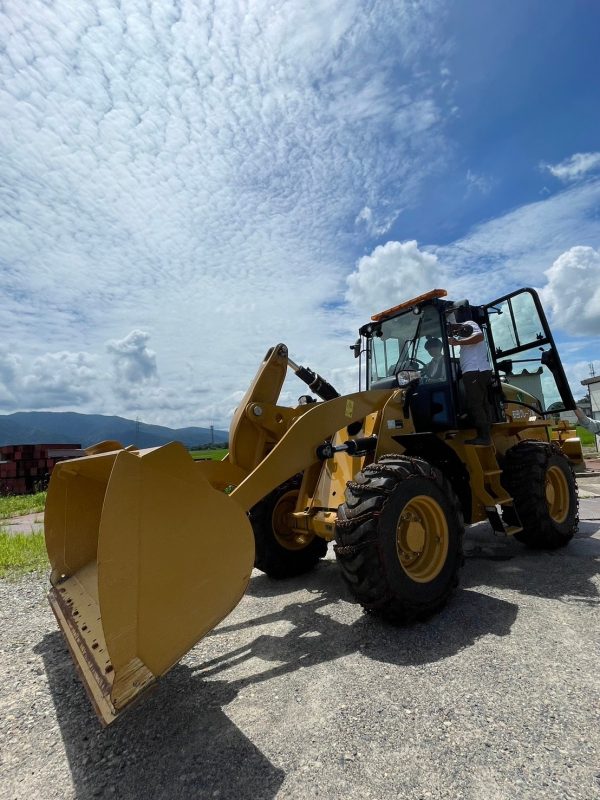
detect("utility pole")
[210,424,214,445]
[588,367,599,445]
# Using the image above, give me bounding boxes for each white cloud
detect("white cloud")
[21,352,100,407]
[346,240,446,313]
[0,0,449,428]
[107,330,158,385]
[539,246,600,336]
[410,182,600,401]
[435,178,600,304]
[354,205,401,237]
[0,348,102,410]
[465,169,492,196]
[563,359,600,402]
[328,364,362,396]
[393,98,440,135]
[542,152,600,182]
[3,2,597,430]
[355,206,375,228]
[0,347,20,407]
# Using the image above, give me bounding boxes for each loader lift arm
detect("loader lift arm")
[44,343,392,726]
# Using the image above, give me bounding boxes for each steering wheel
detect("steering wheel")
[387,359,426,377]
[397,358,426,371]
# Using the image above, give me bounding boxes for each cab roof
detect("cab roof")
[371,289,448,322]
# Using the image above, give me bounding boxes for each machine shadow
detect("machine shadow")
[38,559,517,798]
[202,559,519,680]
[460,518,600,604]
[35,633,285,800]
[228,510,599,682]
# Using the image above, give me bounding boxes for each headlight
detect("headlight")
[395,370,420,387]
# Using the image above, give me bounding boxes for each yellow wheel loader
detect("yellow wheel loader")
[44,287,580,725]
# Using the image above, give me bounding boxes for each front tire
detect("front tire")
[334,455,464,624]
[250,478,328,579]
[501,441,578,549]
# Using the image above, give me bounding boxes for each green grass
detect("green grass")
[0,491,47,520]
[190,448,228,461]
[0,531,48,578]
[576,426,596,447]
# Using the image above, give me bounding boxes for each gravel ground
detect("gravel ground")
[1,499,599,800]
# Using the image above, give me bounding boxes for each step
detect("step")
[505,526,523,536]
[484,505,522,536]
[495,497,514,506]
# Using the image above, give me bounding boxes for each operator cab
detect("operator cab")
[358,288,574,434]
[361,289,463,430]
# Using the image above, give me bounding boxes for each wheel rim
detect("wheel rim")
[395,495,449,583]
[545,466,569,524]
[272,490,315,551]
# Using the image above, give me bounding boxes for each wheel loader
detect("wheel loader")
[44,287,580,725]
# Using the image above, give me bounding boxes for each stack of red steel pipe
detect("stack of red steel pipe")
[0,444,82,495]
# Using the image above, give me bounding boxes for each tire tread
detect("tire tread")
[334,455,464,624]
[501,441,578,549]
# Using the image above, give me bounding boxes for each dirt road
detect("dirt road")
[1,499,599,800]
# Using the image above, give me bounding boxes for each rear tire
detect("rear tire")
[334,455,464,624]
[250,477,328,579]
[501,441,578,549]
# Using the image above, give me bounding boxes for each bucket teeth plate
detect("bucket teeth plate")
[49,571,118,723]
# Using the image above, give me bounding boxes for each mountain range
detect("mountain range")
[0,411,228,449]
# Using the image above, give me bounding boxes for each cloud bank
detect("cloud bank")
[346,240,445,313]
[0,4,598,427]
[540,246,600,336]
[0,0,452,427]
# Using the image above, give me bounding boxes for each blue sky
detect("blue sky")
[401,1,600,245]
[1,0,599,428]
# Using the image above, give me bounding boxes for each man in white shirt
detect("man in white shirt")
[575,407,600,434]
[448,320,493,445]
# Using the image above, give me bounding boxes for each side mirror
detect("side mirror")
[349,339,361,358]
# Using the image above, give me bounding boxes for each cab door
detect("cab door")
[484,288,575,413]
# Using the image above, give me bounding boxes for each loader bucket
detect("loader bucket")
[44,441,254,725]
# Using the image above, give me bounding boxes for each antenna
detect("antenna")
[590,362,596,378]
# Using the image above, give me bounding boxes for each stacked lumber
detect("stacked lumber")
[0,444,83,495]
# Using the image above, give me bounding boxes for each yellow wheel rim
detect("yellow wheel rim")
[395,495,449,583]
[272,490,315,551]
[545,466,569,524]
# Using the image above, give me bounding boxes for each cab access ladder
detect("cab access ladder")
[462,443,523,535]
